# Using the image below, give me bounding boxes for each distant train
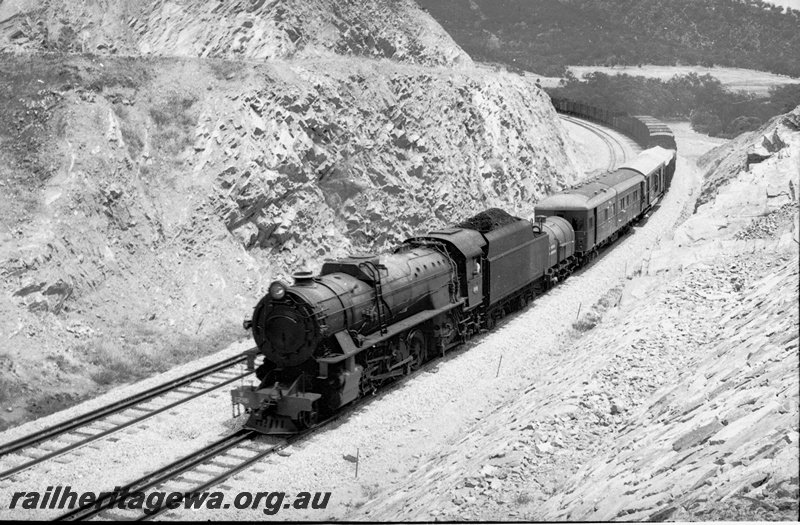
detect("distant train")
[231,105,677,434]
[551,98,677,150]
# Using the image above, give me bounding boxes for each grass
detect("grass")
[114,104,146,159]
[571,285,624,334]
[207,59,246,82]
[149,92,199,158]
[16,323,244,422]
[74,322,243,386]
[515,492,533,505]
[350,483,381,509]
[46,353,83,374]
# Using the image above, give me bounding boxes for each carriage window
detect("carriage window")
[589,217,594,228]
[604,209,608,221]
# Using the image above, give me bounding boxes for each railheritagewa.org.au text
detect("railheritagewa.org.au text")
[8,486,331,515]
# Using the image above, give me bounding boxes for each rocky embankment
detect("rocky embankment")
[0,0,584,429]
[357,110,799,521]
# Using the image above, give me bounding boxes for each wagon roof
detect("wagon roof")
[597,168,645,193]
[536,181,616,211]
[619,146,674,176]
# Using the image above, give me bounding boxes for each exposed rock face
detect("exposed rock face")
[0,0,583,428]
[540,257,798,521]
[0,0,472,67]
[208,61,579,275]
[696,109,800,210]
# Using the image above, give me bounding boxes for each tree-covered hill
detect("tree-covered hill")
[547,71,800,137]
[415,0,800,77]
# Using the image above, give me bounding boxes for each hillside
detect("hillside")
[415,0,800,77]
[0,0,585,430]
[545,71,800,138]
[349,109,799,522]
[0,0,471,66]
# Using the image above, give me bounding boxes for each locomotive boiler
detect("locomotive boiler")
[231,102,677,435]
[232,244,461,433]
[231,209,586,434]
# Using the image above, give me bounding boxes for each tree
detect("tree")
[691,109,723,136]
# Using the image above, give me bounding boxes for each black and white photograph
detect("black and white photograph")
[0,0,798,521]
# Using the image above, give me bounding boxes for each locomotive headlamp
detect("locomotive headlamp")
[269,281,286,300]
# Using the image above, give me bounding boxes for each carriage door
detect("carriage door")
[640,181,646,213]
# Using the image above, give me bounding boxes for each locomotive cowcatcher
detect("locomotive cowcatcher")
[231,210,577,434]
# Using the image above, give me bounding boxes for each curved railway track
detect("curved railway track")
[559,114,633,173]
[0,353,253,481]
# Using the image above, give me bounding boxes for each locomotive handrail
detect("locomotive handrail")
[359,260,390,335]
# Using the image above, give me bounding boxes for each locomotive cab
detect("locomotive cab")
[406,227,486,310]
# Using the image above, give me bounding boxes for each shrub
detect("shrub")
[149,93,199,157]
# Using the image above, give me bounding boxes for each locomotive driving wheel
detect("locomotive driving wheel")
[407,330,427,371]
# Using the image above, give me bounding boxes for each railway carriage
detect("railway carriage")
[231,102,677,436]
[619,146,677,204]
[597,169,645,229]
[535,146,676,260]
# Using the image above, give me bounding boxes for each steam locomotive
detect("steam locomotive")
[231,112,677,435]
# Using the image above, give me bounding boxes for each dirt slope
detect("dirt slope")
[0,1,584,430]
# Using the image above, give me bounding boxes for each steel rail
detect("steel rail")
[559,114,630,171]
[56,352,444,521]
[0,352,253,480]
[56,429,266,521]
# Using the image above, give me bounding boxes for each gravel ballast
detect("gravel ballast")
[0,124,694,522]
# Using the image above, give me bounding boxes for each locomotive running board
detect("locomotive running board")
[319,301,465,365]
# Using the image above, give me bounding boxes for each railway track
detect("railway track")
[54,356,440,521]
[0,353,253,481]
[559,114,632,173]
[55,428,291,521]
